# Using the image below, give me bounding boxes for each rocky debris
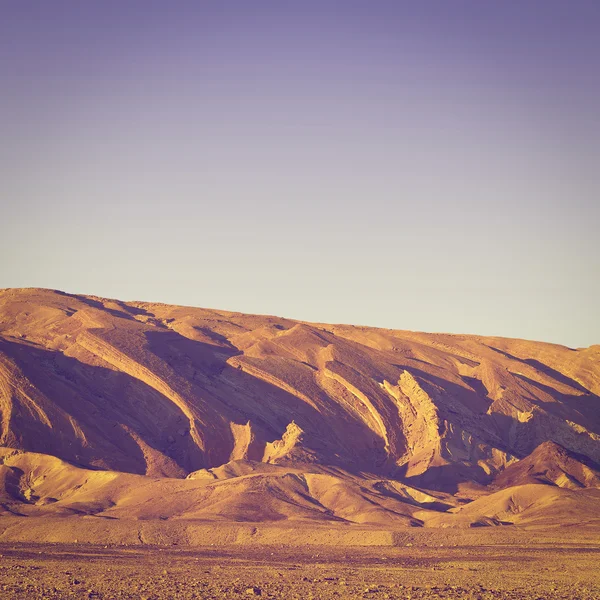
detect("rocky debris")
[0,539,597,599]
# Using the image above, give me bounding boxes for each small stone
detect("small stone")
[245,586,262,595]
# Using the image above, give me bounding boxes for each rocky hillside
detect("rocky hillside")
[0,288,598,528]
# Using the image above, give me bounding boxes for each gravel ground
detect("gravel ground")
[0,541,598,599]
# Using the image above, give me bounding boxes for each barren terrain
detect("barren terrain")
[0,531,599,599]
[0,288,598,596]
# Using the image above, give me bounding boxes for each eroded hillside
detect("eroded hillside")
[0,287,599,528]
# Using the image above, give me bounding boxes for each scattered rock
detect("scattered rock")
[245,586,262,595]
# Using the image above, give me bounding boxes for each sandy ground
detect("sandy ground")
[0,536,598,599]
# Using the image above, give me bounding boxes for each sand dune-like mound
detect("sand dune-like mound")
[425,484,600,528]
[0,287,598,535]
[0,448,444,525]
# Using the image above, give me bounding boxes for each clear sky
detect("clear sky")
[1,1,599,348]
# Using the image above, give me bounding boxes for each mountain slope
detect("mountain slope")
[492,441,600,490]
[0,287,599,529]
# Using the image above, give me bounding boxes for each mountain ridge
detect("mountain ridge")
[0,287,598,529]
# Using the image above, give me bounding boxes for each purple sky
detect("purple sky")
[1,1,599,347]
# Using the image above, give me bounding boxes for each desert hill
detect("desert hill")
[492,440,600,490]
[0,287,598,532]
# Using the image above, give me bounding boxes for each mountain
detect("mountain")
[491,440,600,490]
[0,287,598,532]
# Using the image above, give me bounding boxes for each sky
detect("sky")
[1,1,599,348]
